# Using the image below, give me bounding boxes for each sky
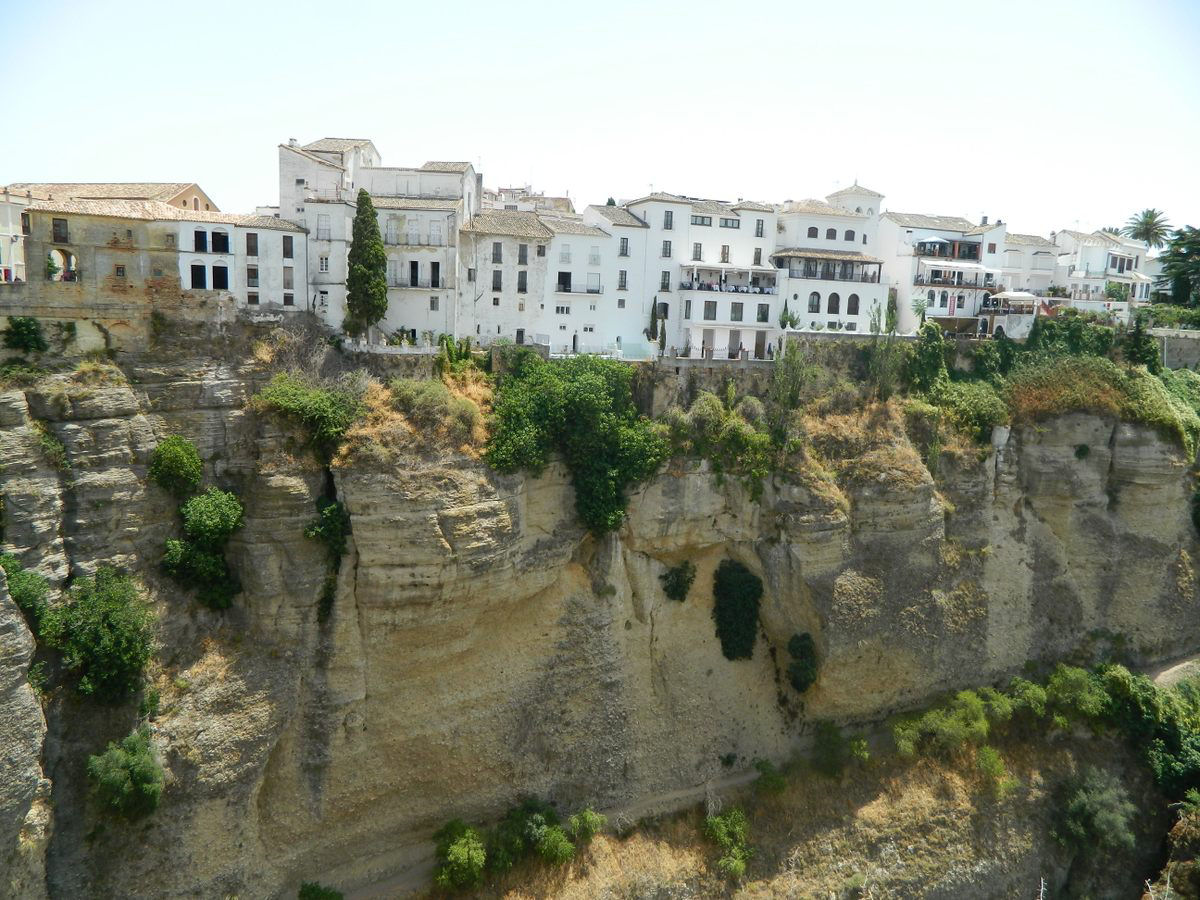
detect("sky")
[5,0,1200,239]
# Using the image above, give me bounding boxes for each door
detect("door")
[572,333,578,353]
[728,329,741,359]
[754,330,767,359]
[409,261,419,287]
[431,261,440,288]
[516,329,525,345]
[702,328,715,357]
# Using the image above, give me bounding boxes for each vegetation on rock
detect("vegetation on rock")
[659,560,696,603]
[86,726,163,819]
[3,315,49,354]
[786,632,818,693]
[711,559,762,661]
[0,553,50,633]
[253,372,366,462]
[305,497,351,622]
[433,819,487,890]
[148,435,202,497]
[163,487,244,609]
[704,806,753,881]
[344,189,388,336]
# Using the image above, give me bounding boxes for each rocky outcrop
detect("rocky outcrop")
[1,362,1197,898]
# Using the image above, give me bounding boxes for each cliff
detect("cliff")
[0,354,1197,898]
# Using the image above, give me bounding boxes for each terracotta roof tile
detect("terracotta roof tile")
[460,210,553,239]
[587,205,648,228]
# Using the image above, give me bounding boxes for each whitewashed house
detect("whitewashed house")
[582,204,654,359]
[1053,229,1152,320]
[457,210,553,347]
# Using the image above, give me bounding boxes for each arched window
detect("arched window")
[808,291,820,313]
[940,291,948,308]
[840,261,854,279]
[827,292,840,314]
[867,207,874,215]
[847,294,860,315]
[927,289,935,303]
[844,230,855,242]
[856,206,862,213]
[807,226,818,239]
[193,198,199,210]
[862,233,867,245]
[825,228,837,240]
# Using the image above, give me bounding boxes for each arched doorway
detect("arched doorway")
[47,249,77,282]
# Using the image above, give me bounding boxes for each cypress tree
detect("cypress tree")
[648,300,659,341]
[778,299,791,330]
[345,189,388,336]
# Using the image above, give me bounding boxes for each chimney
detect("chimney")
[981,215,989,226]
[288,137,298,147]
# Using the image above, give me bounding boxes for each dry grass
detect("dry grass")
[71,357,125,384]
[803,399,928,489]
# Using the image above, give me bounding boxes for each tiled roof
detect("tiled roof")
[965,223,1002,235]
[1005,232,1055,248]
[626,191,691,206]
[780,198,861,218]
[772,247,883,263]
[302,138,374,152]
[733,200,774,212]
[460,210,553,239]
[27,198,305,232]
[1057,229,1115,247]
[371,195,461,211]
[827,183,884,199]
[539,215,608,237]
[421,161,472,173]
[7,182,197,202]
[588,205,647,228]
[883,211,976,231]
[281,144,344,170]
[690,198,734,215]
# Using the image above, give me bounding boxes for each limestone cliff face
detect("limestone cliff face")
[0,363,1197,898]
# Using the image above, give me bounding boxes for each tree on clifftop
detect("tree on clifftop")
[345,189,388,336]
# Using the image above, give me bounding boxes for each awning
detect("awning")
[991,291,1039,299]
[918,236,950,243]
[1132,272,1153,283]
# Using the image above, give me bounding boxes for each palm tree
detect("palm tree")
[1123,208,1171,248]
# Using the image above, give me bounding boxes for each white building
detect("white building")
[995,230,1057,295]
[175,213,308,309]
[771,184,886,339]
[483,185,574,214]
[1,188,29,282]
[1052,229,1153,318]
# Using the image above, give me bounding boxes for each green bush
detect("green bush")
[659,560,696,603]
[976,745,1006,780]
[754,759,787,794]
[4,316,49,354]
[433,819,486,890]
[180,488,244,549]
[298,884,343,900]
[933,380,1009,442]
[1008,676,1048,718]
[254,372,365,461]
[812,720,849,777]
[32,420,69,470]
[906,321,949,393]
[86,726,163,818]
[567,807,606,844]
[711,559,762,661]
[161,538,239,609]
[486,798,562,873]
[534,824,575,864]
[1053,766,1137,855]
[1045,664,1108,729]
[893,690,990,757]
[787,632,819,693]
[704,807,753,881]
[390,377,453,428]
[305,498,351,623]
[149,435,202,497]
[486,355,666,533]
[41,568,153,702]
[0,554,50,632]
[677,391,773,496]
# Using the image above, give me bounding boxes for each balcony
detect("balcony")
[555,283,602,294]
[679,282,777,295]
[786,269,880,284]
[914,274,994,288]
[385,235,448,247]
[388,278,447,289]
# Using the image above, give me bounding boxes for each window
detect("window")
[504,203,517,211]
[988,242,997,254]
[720,245,730,263]
[430,297,439,311]
[825,228,836,240]
[318,255,328,273]
[246,233,258,256]
[247,265,259,287]
[213,266,229,290]
[730,301,744,322]
[517,271,527,293]
[560,243,572,263]
[492,270,502,290]
[193,229,207,252]
[661,240,672,258]
[282,267,294,289]
[756,303,769,323]
[190,264,206,289]
[537,244,546,257]
[583,325,595,333]
[658,302,668,319]
[247,292,259,305]
[21,212,30,235]
[152,267,163,277]
[618,270,628,290]
[753,248,762,266]
[283,293,294,306]
[847,294,859,315]
[663,210,673,230]
[755,219,764,238]
[283,236,293,259]
[927,289,935,303]
[844,230,855,242]
[940,291,948,308]
[618,298,625,309]
[619,237,629,257]
[587,272,600,294]
[492,241,502,263]
[556,305,570,315]
[684,298,692,318]
[492,297,500,306]
[807,226,818,239]
[314,213,331,241]
[720,218,740,229]
[808,291,820,313]
[467,267,476,282]
[660,271,671,291]
[295,177,306,186]
[114,264,125,277]
[692,242,702,261]
[703,300,717,320]
[518,243,528,265]
[690,215,712,226]
[212,231,229,253]
[589,245,601,266]
[862,234,867,245]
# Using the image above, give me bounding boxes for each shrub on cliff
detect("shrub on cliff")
[390,377,483,448]
[906,321,950,393]
[660,560,696,603]
[932,380,1009,443]
[712,559,762,661]
[1052,766,1137,856]
[305,497,351,622]
[3,316,49,354]
[149,435,202,498]
[787,632,819,693]
[675,391,773,496]
[87,726,163,819]
[41,567,153,703]
[485,355,666,533]
[0,553,50,633]
[433,819,487,890]
[162,488,245,609]
[567,807,606,843]
[704,806,753,881]
[180,488,244,548]
[253,372,365,461]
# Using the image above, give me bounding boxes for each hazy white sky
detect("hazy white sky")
[6,0,1199,238]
